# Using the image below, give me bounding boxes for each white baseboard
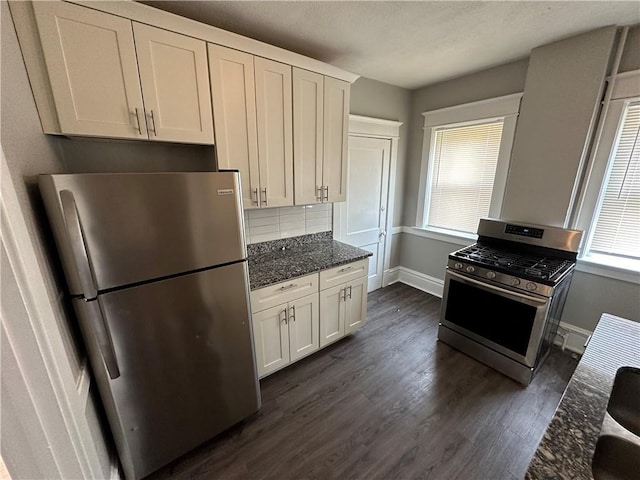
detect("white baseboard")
[382,267,400,287]
[554,322,592,355]
[397,267,444,298]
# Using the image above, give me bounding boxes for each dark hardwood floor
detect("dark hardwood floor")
[150,283,578,480]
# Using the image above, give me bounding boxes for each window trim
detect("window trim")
[416,93,523,238]
[574,83,640,276]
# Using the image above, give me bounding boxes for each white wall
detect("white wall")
[502,26,616,226]
[1,3,113,478]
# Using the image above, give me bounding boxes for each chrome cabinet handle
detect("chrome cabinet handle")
[348,285,352,299]
[261,188,268,206]
[281,309,288,325]
[133,108,142,134]
[340,287,346,302]
[59,190,97,300]
[339,266,353,273]
[289,305,296,322]
[316,186,323,201]
[323,185,329,202]
[252,188,260,206]
[279,283,298,291]
[147,110,157,136]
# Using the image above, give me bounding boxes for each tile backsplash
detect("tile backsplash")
[244,204,332,244]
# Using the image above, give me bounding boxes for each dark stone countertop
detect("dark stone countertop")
[525,313,640,479]
[247,233,372,290]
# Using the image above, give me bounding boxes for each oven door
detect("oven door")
[440,269,550,367]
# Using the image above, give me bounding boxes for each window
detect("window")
[582,100,640,269]
[416,94,522,239]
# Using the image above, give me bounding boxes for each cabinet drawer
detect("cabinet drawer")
[251,273,318,313]
[319,258,369,291]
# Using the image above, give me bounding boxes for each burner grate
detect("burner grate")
[453,244,573,281]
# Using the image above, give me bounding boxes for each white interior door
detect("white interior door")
[335,136,391,292]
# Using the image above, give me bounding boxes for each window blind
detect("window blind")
[427,120,504,233]
[590,102,640,259]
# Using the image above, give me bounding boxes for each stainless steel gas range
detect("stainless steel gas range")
[438,218,583,385]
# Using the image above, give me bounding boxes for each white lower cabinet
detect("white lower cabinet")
[252,293,319,378]
[251,259,368,378]
[319,272,368,347]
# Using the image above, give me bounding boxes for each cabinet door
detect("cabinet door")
[293,68,324,205]
[345,276,368,335]
[288,294,319,362]
[319,284,345,348]
[255,58,294,207]
[252,304,289,378]
[133,23,214,144]
[209,44,260,208]
[323,77,350,202]
[33,1,146,139]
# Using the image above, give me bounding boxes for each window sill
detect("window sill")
[576,254,640,284]
[408,226,477,246]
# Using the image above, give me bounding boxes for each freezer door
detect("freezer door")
[39,172,246,295]
[74,262,260,480]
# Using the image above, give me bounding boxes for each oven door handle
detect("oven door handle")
[447,270,548,305]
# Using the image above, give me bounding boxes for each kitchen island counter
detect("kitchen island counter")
[525,313,640,479]
[247,232,372,290]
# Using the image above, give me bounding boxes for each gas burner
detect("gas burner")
[453,243,574,283]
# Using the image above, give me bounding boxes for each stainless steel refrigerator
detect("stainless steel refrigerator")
[39,172,261,480]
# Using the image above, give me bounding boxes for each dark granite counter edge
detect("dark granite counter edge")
[247,235,373,290]
[525,314,640,479]
[249,251,372,290]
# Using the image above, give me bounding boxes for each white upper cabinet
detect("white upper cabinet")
[33,1,146,139]
[293,68,324,205]
[209,45,260,208]
[323,77,350,202]
[254,57,294,208]
[133,23,214,144]
[293,68,350,205]
[210,44,294,208]
[32,1,214,144]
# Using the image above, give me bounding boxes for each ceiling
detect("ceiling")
[140,1,640,90]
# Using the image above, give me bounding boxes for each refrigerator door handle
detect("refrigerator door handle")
[89,303,121,380]
[60,190,98,300]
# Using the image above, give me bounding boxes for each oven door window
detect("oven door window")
[444,279,537,356]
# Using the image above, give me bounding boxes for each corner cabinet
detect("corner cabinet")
[293,68,350,205]
[209,44,294,209]
[250,259,368,378]
[32,1,214,143]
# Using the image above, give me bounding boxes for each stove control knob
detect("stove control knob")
[526,282,537,291]
[486,271,496,279]
[511,278,521,286]
[465,266,475,273]
[454,262,463,269]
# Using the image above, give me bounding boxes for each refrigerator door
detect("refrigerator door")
[74,261,260,480]
[39,172,246,296]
